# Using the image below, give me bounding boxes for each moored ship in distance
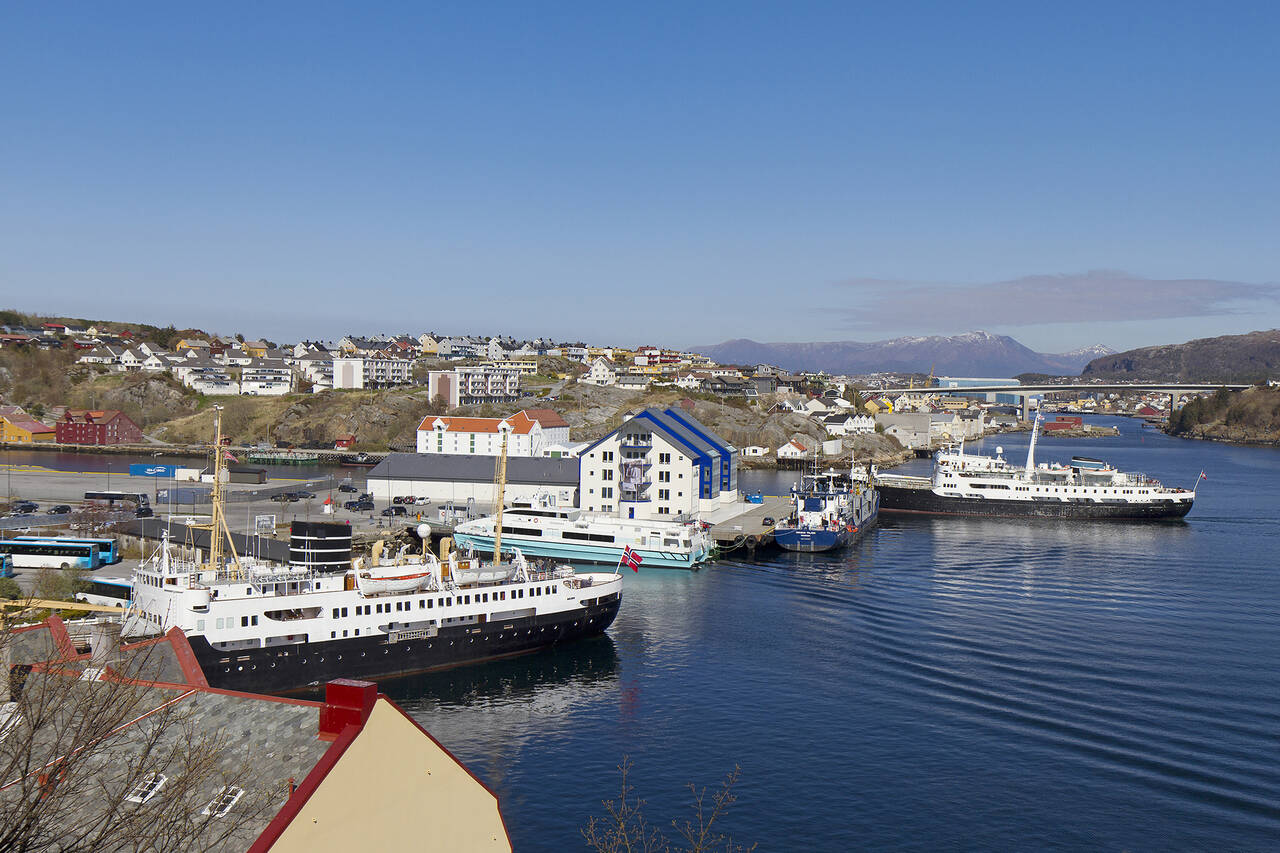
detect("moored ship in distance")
[452,495,714,569]
[123,411,622,694]
[866,415,1197,520]
[774,462,879,553]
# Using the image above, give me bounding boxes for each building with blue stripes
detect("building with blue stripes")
[579,407,739,521]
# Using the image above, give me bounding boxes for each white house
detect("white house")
[579,407,738,520]
[580,357,617,387]
[776,439,810,460]
[415,409,570,457]
[823,414,876,436]
[740,445,769,457]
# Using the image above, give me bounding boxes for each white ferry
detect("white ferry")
[452,496,714,569]
[869,415,1198,520]
[122,411,622,693]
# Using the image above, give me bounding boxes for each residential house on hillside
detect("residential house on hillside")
[776,439,810,460]
[579,357,617,387]
[823,413,876,436]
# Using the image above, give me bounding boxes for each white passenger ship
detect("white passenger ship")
[123,413,622,693]
[452,496,714,569]
[868,415,1197,520]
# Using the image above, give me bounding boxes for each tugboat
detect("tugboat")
[124,411,623,693]
[774,457,879,553]
[868,414,1199,520]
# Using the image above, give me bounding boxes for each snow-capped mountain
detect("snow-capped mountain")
[693,332,1114,376]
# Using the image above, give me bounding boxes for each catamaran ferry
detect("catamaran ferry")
[867,415,1198,520]
[452,497,714,569]
[123,412,622,694]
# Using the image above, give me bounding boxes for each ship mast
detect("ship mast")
[205,406,242,578]
[492,429,508,562]
[1024,411,1043,476]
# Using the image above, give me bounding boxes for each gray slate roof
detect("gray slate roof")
[367,452,579,485]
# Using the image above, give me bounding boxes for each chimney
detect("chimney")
[89,619,122,668]
[318,679,377,741]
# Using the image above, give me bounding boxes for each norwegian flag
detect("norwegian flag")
[621,545,643,572]
[223,449,239,463]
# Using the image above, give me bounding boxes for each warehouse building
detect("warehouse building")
[365,452,579,507]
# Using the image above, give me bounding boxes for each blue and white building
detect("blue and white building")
[579,407,738,520]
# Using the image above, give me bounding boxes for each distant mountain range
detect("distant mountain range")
[1082,329,1280,383]
[693,331,1115,377]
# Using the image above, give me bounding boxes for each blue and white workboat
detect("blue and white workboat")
[774,464,879,553]
[452,498,714,569]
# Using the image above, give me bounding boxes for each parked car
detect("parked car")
[135,506,154,518]
[344,499,374,511]
[338,483,358,493]
[381,506,408,517]
[414,496,431,506]
[271,494,293,503]
[47,504,72,515]
[294,490,316,499]
[762,516,776,527]
[12,501,38,514]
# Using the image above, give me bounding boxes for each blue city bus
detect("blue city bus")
[0,538,103,570]
[13,535,120,565]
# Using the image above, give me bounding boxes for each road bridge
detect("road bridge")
[870,383,1251,420]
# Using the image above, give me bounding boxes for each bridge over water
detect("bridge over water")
[871,382,1251,420]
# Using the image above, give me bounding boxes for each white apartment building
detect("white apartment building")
[332,356,413,390]
[426,366,520,407]
[415,409,570,457]
[579,407,738,521]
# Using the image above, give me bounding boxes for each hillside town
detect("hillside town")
[0,320,1206,465]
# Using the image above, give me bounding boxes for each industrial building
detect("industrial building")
[365,452,579,507]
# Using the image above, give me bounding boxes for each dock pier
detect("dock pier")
[707,495,791,558]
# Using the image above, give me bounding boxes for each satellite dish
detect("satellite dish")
[996,446,1003,455]
[416,523,430,539]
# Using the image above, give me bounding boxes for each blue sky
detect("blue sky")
[2,2,1277,352]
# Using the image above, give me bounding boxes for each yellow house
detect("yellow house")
[242,339,269,358]
[0,408,54,443]
[863,398,891,414]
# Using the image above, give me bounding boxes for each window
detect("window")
[251,615,258,626]
[602,487,613,499]
[126,773,167,804]
[658,471,670,482]
[202,784,245,818]
[658,489,670,500]
[659,452,671,464]
[603,451,614,462]
[602,469,614,481]
[241,616,249,627]
[341,607,348,617]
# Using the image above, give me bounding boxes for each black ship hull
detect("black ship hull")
[190,593,621,694]
[877,485,1193,520]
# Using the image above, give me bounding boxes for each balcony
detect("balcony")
[619,438,652,451]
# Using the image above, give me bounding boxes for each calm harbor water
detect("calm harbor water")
[381,417,1280,851]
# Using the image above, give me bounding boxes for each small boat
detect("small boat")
[339,452,379,467]
[353,541,440,595]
